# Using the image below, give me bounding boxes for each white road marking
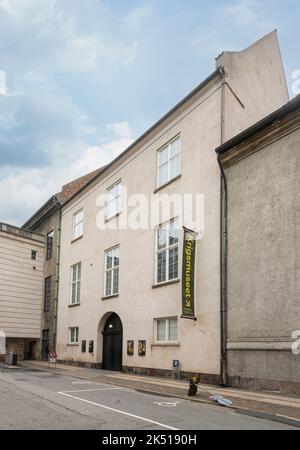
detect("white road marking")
[153,401,182,407]
[58,391,179,430]
[61,387,124,394]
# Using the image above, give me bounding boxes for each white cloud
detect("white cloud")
[0,123,134,226]
[223,0,275,32]
[0,70,6,95]
[0,0,137,79]
[123,3,152,30]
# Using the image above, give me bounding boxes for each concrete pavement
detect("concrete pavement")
[0,365,298,430]
[12,360,300,428]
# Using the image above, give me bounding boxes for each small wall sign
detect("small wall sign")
[127,340,134,356]
[138,340,146,356]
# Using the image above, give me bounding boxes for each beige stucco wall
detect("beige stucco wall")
[57,82,223,376]
[217,31,289,141]
[0,227,45,340]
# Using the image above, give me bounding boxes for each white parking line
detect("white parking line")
[58,391,179,430]
[61,387,124,394]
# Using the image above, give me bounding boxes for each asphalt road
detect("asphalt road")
[0,366,297,430]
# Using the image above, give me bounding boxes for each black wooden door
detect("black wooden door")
[102,314,123,371]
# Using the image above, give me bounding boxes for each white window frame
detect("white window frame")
[69,327,79,345]
[70,262,81,305]
[154,317,178,344]
[104,246,120,297]
[155,218,179,285]
[157,135,181,188]
[106,180,122,221]
[72,208,84,241]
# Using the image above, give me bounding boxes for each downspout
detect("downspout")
[53,207,62,351]
[219,67,228,387]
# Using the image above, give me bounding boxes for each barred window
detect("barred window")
[104,247,120,297]
[44,277,51,312]
[156,219,179,284]
[46,230,54,260]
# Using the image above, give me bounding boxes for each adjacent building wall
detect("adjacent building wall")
[0,224,45,361]
[223,117,300,393]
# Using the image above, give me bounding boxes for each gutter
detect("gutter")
[219,67,228,387]
[53,208,62,351]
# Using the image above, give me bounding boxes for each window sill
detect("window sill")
[67,343,79,347]
[154,175,181,194]
[69,303,81,308]
[71,235,83,244]
[105,212,121,223]
[152,279,180,289]
[151,342,180,348]
[102,294,119,301]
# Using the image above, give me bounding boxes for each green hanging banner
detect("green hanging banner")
[182,228,197,319]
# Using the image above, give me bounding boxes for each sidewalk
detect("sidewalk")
[20,360,300,428]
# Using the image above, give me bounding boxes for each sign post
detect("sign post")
[181,227,197,320]
[48,351,57,369]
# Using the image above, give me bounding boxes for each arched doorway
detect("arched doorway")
[102,313,123,371]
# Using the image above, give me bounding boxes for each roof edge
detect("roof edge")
[63,68,223,209]
[216,95,300,156]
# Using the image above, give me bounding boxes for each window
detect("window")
[31,250,37,261]
[46,230,54,260]
[71,263,81,305]
[69,327,79,345]
[155,219,179,284]
[104,247,120,297]
[155,318,178,343]
[81,340,86,353]
[72,209,84,241]
[157,136,181,188]
[44,277,51,312]
[106,181,122,220]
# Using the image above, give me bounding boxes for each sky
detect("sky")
[0,0,299,226]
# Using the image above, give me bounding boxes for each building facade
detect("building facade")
[55,32,289,381]
[216,95,300,393]
[23,169,104,359]
[0,223,45,362]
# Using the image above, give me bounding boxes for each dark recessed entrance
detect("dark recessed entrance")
[102,313,123,372]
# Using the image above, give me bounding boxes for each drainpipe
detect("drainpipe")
[53,207,62,351]
[219,67,228,387]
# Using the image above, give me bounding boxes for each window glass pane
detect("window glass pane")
[113,267,119,294]
[170,154,180,180]
[169,221,179,246]
[157,227,167,250]
[169,319,178,341]
[168,246,178,280]
[170,138,180,157]
[158,147,168,165]
[159,163,168,186]
[157,320,166,341]
[157,250,167,283]
[113,250,119,267]
[105,270,112,296]
[76,281,81,303]
[106,252,113,270]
